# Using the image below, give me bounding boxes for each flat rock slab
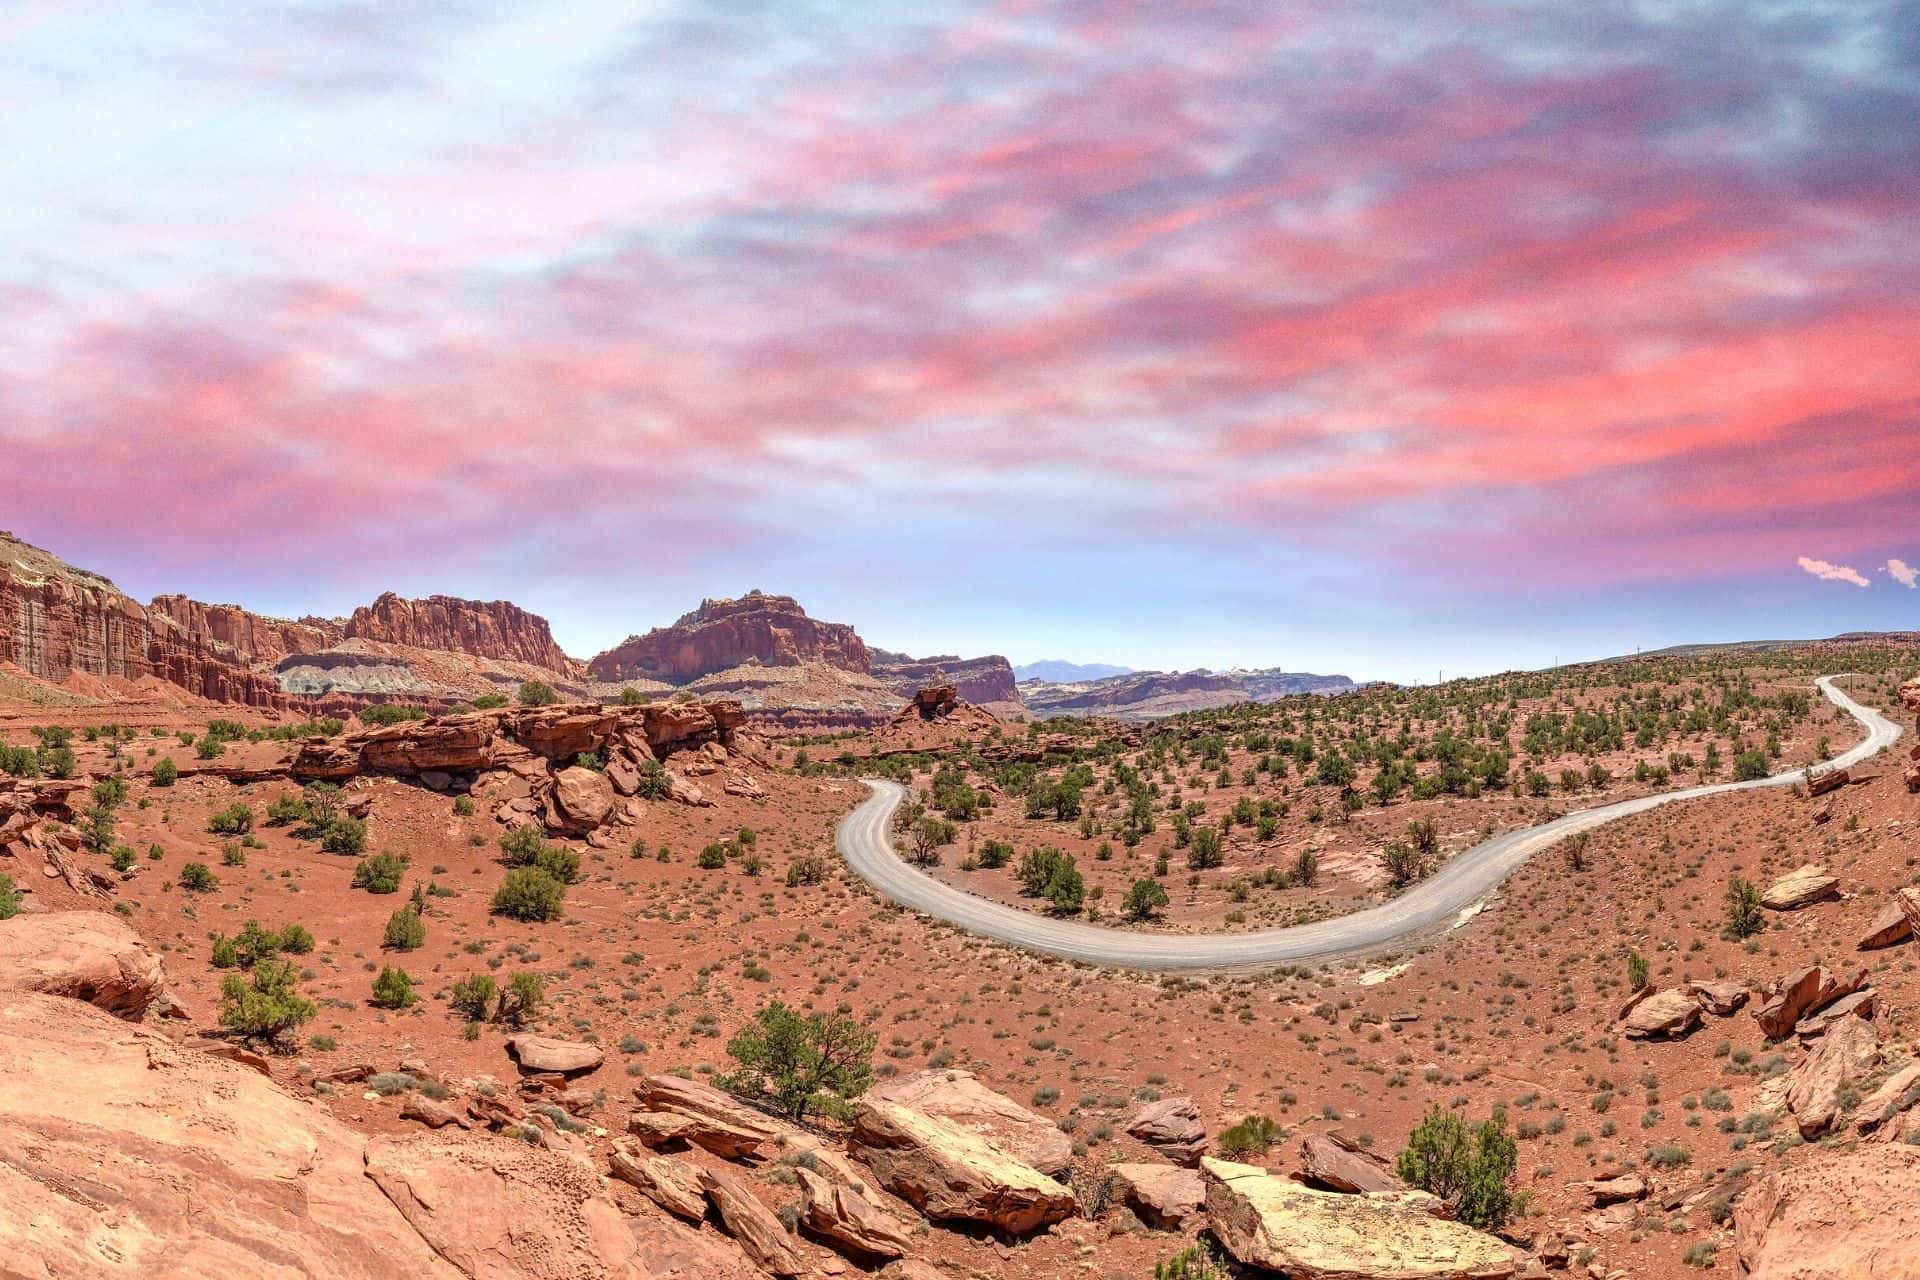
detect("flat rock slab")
[1109,1162,1205,1226]
[866,1069,1073,1176]
[506,1034,604,1075]
[849,1097,1077,1235]
[1202,1157,1518,1279]
[1622,987,1702,1040]
[1762,865,1840,911]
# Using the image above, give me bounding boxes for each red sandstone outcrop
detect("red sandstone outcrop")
[1735,1144,1920,1278]
[588,591,870,683]
[148,593,340,665]
[346,591,574,674]
[872,650,1022,710]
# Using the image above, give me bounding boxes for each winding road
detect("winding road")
[834,675,1901,972]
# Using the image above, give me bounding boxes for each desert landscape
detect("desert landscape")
[3,529,1918,1279]
[7,3,1920,1277]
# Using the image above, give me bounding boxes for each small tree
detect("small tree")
[1396,1105,1517,1230]
[320,817,367,855]
[371,965,416,1009]
[1186,825,1224,870]
[208,803,255,836]
[219,958,316,1046]
[492,867,565,921]
[383,905,426,951]
[303,781,341,828]
[351,851,408,893]
[1563,831,1592,872]
[1724,876,1765,939]
[1382,841,1427,886]
[1044,860,1086,913]
[151,757,178,787]
[719,998,876,1123]
[1293,848,1319,886]
[449,973,499,1021]
[517,680,559,707]
[908,814,956,866]
[179,861,219,892]
[1626,947,1649,989]
[1123,877,1170,921]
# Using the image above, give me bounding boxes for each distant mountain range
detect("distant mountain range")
[1012,660,1135,682]
[1019,667,1357,721]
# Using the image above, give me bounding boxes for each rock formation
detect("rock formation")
[588,592,870,683]
[1125,1095,1208,1165]
[1761,864,1841,911]
[1021,666,1356,722]
[871,650,1022,710]
[1109,1163,1206,1227]
[866,1068,1074,1176]
[848,1097,1078,1234]
[1735,1144,1920,1278]
[346,591,574,674]
[1200,1157,1518,1279]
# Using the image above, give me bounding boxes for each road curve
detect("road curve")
[834,675,1901,972]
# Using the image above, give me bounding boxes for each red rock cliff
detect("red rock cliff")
[871,650,1021,708]
[345,592,574,674]
[587,592,870,684]
[0,532,309,708]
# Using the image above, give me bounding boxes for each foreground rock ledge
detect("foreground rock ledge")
[1201,1157,1518,1280]
[849,1097,1077,1234]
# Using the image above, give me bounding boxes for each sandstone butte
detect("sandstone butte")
[586,591,874,683]
[345,590,577,675]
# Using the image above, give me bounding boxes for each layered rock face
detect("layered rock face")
[346,591,574,674]
[871,650,1021,709]
[0,531,318,708]
[1021,666,1357,721]
[588,592,870,683]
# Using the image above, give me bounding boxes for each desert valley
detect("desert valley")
[3,529,1918,1280]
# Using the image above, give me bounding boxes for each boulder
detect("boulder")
[1807,767,1850,797]
[1857,900,1914,950]
[632,1074,785,1160]
[697,1165,807,1277]
[1854,1062,1920,1135]
[1109,1162,1206,1227]
[1571,1173,1647,1207]
[610,1144,708,1221]
[794,1164,914,1260]
[1621,987,1702,1039]
[1735,1144,1920,1279]
[1762,864,1840,911]
[549,765,616,834]
[667,773,711,807]
[400,1094,469,1130]
[1899,886,1920,938]
[0,909,168,1017]
[506,1034,604,1075]
[1795,988,1875,1039]
[1297,1133,1408,1195]
[1688,979,1750,1016]
[867,1069,1073,1176]
[1755,966,1865,1039]
[849,1097,1077,1234]
[723,773,767,800]
[1125,1095,1208,1166]
[1201,1158,1518,1279]
[1787,1015,1880,1137]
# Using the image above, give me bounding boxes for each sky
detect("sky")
[2,1,1917,684]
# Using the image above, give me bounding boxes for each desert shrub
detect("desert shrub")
[194,737,225,760]
[635,759,672,800]
[320,817,367,855]
[1216,1114,1279,1159]
[218,959,316,1045]
[1186,825,1224,869]
[178,862,218,892]
[371,965,417,1009]
[359,704,426,727]
[0,874,18,920]
[383,905,426,951]
[1293,848,1319,886]
[278,923,315,953]
[302,781,342,827]
[498,825,547,864]
[352,851,409,894]
[718,998,876,1123]
[977,839,1014,868]
[785,855,828,887]
[453,796,475,817]
[1382,840,1428,886]
[1396,1105,1517,1230]
[266,793,308,825]
[516,680,559,707]
[492,867,565,920]
[109,844,137,872]
[207,802,255,835]
[498,971,543,1026]
[1724,876,1765,939]
[1626,948,1650,988]
[697,844,728,870]
[472,693,508,710]
[1123,877,1169,920]
[1155,1243,1229,1280]
[449,973,499,1021]
[151,757,178,787]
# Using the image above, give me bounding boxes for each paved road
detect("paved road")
[834,676,1901,972]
